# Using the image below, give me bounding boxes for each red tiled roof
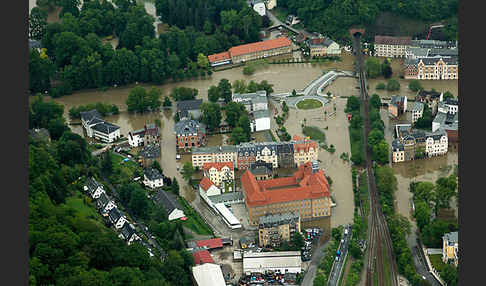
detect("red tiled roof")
[199,176,216,192]
[241,162,330,207]
[196,238,223,249]
[193,250,214,265]
[374,35,411,46]
[229,37,292,57]
[208,51,231,63]
[202,162,233,171]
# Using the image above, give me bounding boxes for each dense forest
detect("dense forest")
[277,0,458,44]
[29,96,195,286]
[29,0,265,96]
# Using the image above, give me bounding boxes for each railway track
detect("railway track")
[352,33,399,286]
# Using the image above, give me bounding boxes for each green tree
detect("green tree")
[196,53,209,69]
[232,79,247,94]
[171,178,180,196]
[247,80,258,93]
[182,162,195,183]
[408,80,423,92]
[440,264,458,286]
[130,188,150,219]
[292,89,297,97]
[152,160,163,174]
[163,96,172,107]
[368,129,384,147]
[256,80,274,95]
[386,78,400,91]
[29,7,48,40]
[345,96,360,113]
[370,93,382,109]
[381,58,393,78]
[225,102,247,127]
[231,127,248,144]
[365,57,381,78]
[414,201,431,230]
[331,228,342,242]
[291,232,305,250]
[200,102,222,131]
[376,82,386,90]
[29,49,55,94]
[372,140,389,164]
[102,151,114,175]
[208,85,220,102]
[243,65,255,75]
[218,79,232,103]
[443,91,454,100]
[237,114,252,140]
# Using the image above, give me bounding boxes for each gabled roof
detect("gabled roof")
[80,109,103,122]
[139,144,161,159]
[229,37,292,57]
[85,177,103,194]
[443,231,458,243]
[97,192,110,207]
[202,162,233,171]
[193,250,215,265]
[108,207,122,222]
[120,222,136,240]
[92,121,120,134]
[208,51,231,63]
[144,168,164,181]
[174,119,206,136]
[154,190,182,214]
[195,238,223,249]
[199,176,216,192]
[177,99,203,111]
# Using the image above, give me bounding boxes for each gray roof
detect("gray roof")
[444,98,458,106]
[392,139,404,151]
[177,99,203,112]
[420,57,457,65]
[404,58,419,66]
[92,121,120,134]
[258,212,299,228]
[253,109,270,120]
[139,144,161,159]
[406,47,429,57]
[192,145,237,154]
[85,177,103,194]
[108,207,122,222]
[97,192,109,208]
[29,128,51,141]
[154,190,182,214]
[120,222,137,240]
[411,40,456,49]
[209,191,244,205]
[250,164,273,175]
[233,90,268,105]
[390,95,405,105]
[411,102,424,112]
[433,111,448,126]
[80,110,103,122]
[428,48,458,57]
[174,119,206,135]
[443,231,458,243]
[29,39,42,50]
[144,168,164,181]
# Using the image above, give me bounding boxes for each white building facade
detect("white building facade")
[255,146,278,168]
[425,132,448,157]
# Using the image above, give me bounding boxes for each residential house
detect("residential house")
[138,144,161,168]
[199,176,222,207]
[249,161,274,180]
[432,111,458,142]
[253,144,279,169]
[293,136,319,167]
[28,128,51,142]
[252,0,266,16]
[108,207,127,229]
[192,146,238,168]
[174,119,207,152]
[417,57,458,80]
[202,162,234,187]
[84,177,105,199]
[307,36,341,58]
[415,90,442,115]
[438,94,458,115]
[391,139,405,163]
[410,102,425,124]
[229,37,292,64]
[119,222,140,245]
[276,142,295,168]
[258,212,301,248]
[241,162,331,225]
[29,39,42,51]
[128,123,161,148]
[442,231,458,267]
[374,35,412,58]
[154,190,185,221]
[128,128,146,147]
[80,110,121,143]
[389,95,407,118]
[286,14,300,26]
[233,90,268,112]
[177,99,203,120]
[425,129,448,157]
[143,168,164,189]
[96,192,116,214]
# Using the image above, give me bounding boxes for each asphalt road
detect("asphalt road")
[301,240,330,286]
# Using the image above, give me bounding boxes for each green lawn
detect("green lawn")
[429,254,447,272]
[296,99,323,110]
[65,194,99,220]
[303,126,326,143]
[179,198,214,236]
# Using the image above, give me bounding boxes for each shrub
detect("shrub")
[386,79,400,91]
[376,82,386,90]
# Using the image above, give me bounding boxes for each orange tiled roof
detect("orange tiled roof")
[229,37,292,57]
[193,250,214,264]
[203,162,233,171]
[196,238,223,249]
[207,51,231,63]
[241,162,330,207]
[199,176,216,192]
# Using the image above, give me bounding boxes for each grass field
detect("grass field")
[429,254,447,272]
[296,99,323,110]
[65,193,100,220]
[302,126,326,143]
[179,197,214,236]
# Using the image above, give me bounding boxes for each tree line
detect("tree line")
[29,0,266,96]
[29,96,196,286]
[277,0,458,45]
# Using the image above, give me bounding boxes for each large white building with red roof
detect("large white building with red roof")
[202,162,234,187]
[241,162,331,225]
